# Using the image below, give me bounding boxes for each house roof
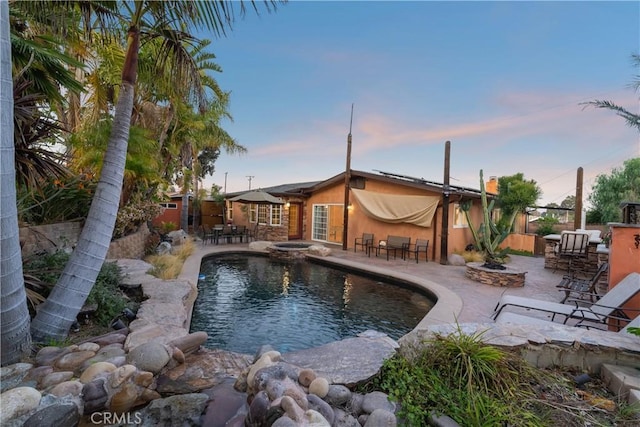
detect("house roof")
[224,181,322,198]
[305,169,493,200]
[223,169,493,201]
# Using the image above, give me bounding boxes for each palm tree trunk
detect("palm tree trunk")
[1,1,32,366]
[31,27,139,344]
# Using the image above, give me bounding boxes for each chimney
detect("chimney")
[486,176,498,194]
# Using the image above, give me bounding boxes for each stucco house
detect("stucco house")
[225,170,494,262]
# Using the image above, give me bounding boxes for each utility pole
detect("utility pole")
[224,172,228,194]
[247,175,254,190]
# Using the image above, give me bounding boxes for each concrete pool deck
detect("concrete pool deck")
[180,240,569,328]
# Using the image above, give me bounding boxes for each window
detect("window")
[249,204,257,223]
[312,205,328,240]
[227,201,233,220]
[159,202,177,209]
[257,205,268,224]
[271,205,282,226]
[453,203,469,228]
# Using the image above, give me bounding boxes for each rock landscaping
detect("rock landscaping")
[0,259,403,426]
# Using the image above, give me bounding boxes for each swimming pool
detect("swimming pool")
[191,253,435,354]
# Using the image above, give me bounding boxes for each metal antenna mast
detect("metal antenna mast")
[247,175,254,190]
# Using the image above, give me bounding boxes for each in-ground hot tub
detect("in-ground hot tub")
[269,242,315,260]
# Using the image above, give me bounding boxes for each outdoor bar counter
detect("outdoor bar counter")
[543,233,608,276]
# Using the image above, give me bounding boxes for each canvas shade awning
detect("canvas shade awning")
[229,190,284,205]
[351,189,439,228]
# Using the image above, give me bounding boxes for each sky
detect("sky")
[199,0,640,207]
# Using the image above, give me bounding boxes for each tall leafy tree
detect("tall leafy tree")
[496,173,541,231]
[1,0,32,366]
[29,0,282,344]
[587,158,640,223]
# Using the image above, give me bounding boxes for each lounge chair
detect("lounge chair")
[491,272,640,330]
[556,262,608,303]
[354,233,374,255]
[496,311,640,333]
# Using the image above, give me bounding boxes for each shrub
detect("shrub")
[535,217,559,236]
[113,192,162,239]
[361,325,541,426]
[145,238,194,279]
[23,251,135,327]
[17,175,96,225]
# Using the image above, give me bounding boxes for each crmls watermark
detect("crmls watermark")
[89,411,143,425]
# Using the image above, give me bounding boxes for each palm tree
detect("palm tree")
[1,0,32,365]
[30,1,282,344]
[583,54,640,133]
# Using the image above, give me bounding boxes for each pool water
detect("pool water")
[191,254,434,354]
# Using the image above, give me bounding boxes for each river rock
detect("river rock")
[307,394,335,425]
[0,363,33,393]
[362,391,395,413]
[201,379,248,427]
[305,409,331,426]
[90,331,128,346]
[35,346,69,367]
[246,390,270,426]
[324,384,352,407]
[363,408,397,426]
[137,393,209,427]
[82,345,126,368]
[156,349,252,394]
[82,378,108,414]
[24,365,53,387]
[40,371,74,389]
[126,342,172,373]
[22,401,80,427]
[77,342,100,352]
[308,377,329,398]
[54,350,96,371]
[298,368,317,387]
[333,408,361,427]
[49,380,84,398]
[168,331,208,355]
[247,351,281,390]
[79,361,117,384]
[0,386,42,425]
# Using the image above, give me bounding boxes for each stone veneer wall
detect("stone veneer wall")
[20,221,83,257]
[106,223,150,259]
[20,221,150,260]
[544,240,604,276]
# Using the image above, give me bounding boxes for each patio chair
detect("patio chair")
[491,272,640,330]
[554,231,590,276]
[233,225,246,243]
[556,262,608,303]
[407,239,429,263]
[354,233,374,255]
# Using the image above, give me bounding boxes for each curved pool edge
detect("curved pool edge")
[179,244,463,338]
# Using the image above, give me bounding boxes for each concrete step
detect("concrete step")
[601,363,640,404]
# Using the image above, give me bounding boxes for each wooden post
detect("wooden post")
[574,167,583,230]
[342,104,354,250]
[440,141,451,264]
